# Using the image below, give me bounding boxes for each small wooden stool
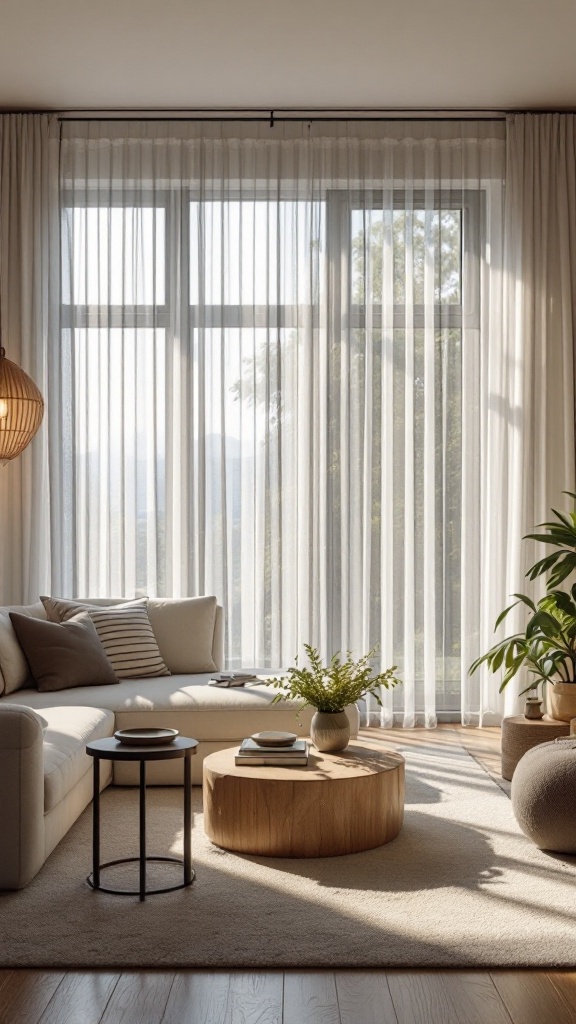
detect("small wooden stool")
[501,716,569,780]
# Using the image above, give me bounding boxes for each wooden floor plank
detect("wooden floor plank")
[161,972,230,1024]
[226,972,283,1024]
[491,971,576,1024]
[37,972,120,1024]
[546,973,576,1016]
[283,972,340,1024]
[335,970,398,1024]
[0,971,65,1024]
[99,972,174,1024]
[438,973,514,1024]
[386,972,462,1024]
[0,972,14,1000]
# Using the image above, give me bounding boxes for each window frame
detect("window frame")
[60,188,171,331]
[326,187,482,334]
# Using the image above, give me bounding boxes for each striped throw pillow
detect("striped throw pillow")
[73,604,170,680]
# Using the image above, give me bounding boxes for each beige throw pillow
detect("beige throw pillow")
[9,612,119,692]
[147,597,218,673]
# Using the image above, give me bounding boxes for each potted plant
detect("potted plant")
[470,495,576,721]
[264,644,402,752]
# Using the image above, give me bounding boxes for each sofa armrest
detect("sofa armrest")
[0,705,45,889]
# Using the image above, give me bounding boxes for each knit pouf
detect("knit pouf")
[511,739,576,853]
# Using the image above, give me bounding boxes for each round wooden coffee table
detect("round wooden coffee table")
[203,741,404,857]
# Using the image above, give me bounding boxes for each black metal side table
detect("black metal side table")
[86,736,198,901]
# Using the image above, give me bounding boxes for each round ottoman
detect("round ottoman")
[511,739,576,853]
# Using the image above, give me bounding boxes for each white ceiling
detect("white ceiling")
[1,0,576,111]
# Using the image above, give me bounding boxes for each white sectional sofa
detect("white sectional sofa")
[0,596,360,889]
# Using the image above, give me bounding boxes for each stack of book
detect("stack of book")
[235,737,309,766]
[209,672,259,687]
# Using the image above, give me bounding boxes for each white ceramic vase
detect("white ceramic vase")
[310,710,350,753]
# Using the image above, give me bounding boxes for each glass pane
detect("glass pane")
[351,207,461,307]
[334,326,462,708]
[193,326,300,666]
[190,200,325,306]
[71,328,166,596]
[68,207,165,305]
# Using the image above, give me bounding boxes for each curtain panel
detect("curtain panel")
[1,114,574,726]
[0,114,60,604]
[479,113,576,722]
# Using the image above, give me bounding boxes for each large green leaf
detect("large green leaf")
[494,601,521,629]
[548,590,576,616]
[526,551,563,580]
[548,559,576,588]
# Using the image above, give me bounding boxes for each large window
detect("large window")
[61,161,486,719]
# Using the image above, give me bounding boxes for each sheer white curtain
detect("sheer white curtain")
[467,113,576,724]
[56,119,507,725]
[1,114,573,725]
[3,114,574,725]
[0,114,60,605]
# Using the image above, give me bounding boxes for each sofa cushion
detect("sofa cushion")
[2,674,315,741]
[0,603,47,696]
[9,612,119,692]
[146,597,218,673]
[42,705,115,812]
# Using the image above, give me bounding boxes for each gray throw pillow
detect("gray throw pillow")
[9,612,119,692]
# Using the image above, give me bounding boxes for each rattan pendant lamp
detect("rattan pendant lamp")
[0,179,44,463]
[0,207,44,461]
[0,345,44,462]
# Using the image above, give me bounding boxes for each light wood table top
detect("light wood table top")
[204,740,404,781]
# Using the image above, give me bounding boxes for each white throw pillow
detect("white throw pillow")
[70,604,170,680]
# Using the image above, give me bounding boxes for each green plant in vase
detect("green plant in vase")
[470,494,576,722]
[264,644,402,753]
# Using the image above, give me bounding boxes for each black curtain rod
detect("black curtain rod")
[5,105,574,119]
[59,115,508,123]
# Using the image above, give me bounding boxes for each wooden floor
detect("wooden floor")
[2,725,574,1024]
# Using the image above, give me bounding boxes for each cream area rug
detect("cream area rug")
[1,742,576,969]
